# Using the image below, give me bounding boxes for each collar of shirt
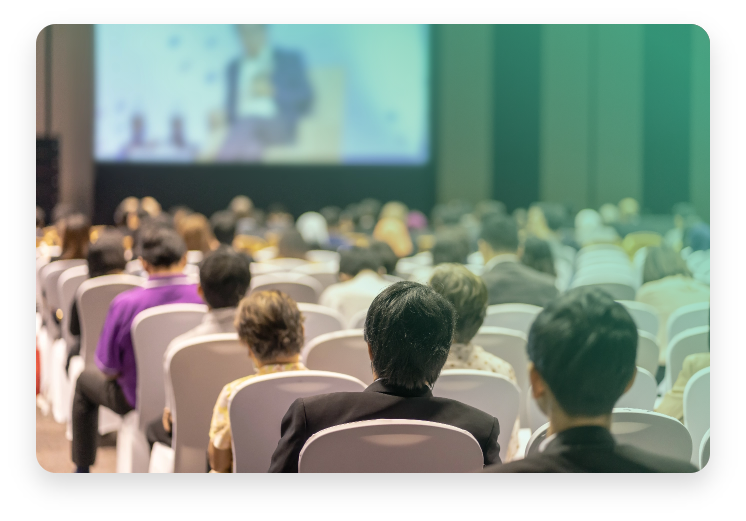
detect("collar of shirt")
[365,379,433,398]
[204,307,236,326]
[143,273,192,289]
[483,253,520,273]
[539,426,616,454]
[255,361,306,376]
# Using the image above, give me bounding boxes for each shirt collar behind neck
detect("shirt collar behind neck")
[483,253,520,272]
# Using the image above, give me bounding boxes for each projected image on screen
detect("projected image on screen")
[95,24,430,165]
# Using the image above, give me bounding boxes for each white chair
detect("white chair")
[298,419,484,472]
[528,367,659,432]
[570,277,637,301]
[576,244,627,261]
[664,326,709,391]
[347,308,368,329]
[667,302,710,347]
[168,333,255,473]
[472,327,529,426]
[117,303,207,473]
[250,273,323,304]
[249,262,286,277]
[297,303,346,345]
[482,304,542,336]
[40,259,87,339]
[302,330,373,385]
[699,428,710,469]
[684,367,710,466]
[527,409,693,463]
[305,250,340,264]
[433,370,520,462]
[636,330,660,376]
[57,265,89,346]
[618,300,660,338]
[229,371,366,472]
[293,262,339,291]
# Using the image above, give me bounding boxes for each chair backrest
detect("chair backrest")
[527,409,693,463]
[229,370,366,472]
[665,326,709,390]
[293,262,339,291]
[41,259,87,331]
[570,280,637,301]
[296,303,346,345]
[618,300,660,338]
[249,273,323,304]
[168,333,255,473]
[614,367,657,410]
[77,274,144,366]
[131,303,207,432]
[305,250,341,264]
[699,428,710,469]
[186,250,203,264]
[482,304,542,336]
[636,330,660,376]
[433,370,520,462]
[302,330,373,385]
[347,308,368,329]
[249,262,286,277]
[57,265,89,345]
[298,419,484,473]
[667,302,710,347]
[684,367,710,465]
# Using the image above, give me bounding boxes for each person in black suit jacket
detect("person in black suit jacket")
[482,287,697,473]
[269,281,501,472]
[479,214,558,307]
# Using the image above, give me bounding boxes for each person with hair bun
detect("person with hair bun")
[208,290,308,473]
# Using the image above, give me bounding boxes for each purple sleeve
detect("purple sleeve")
[94,299,126,376]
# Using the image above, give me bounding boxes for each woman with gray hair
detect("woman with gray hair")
[428,263,521,460]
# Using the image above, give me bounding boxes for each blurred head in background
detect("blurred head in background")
[642,245,692,285]
[429,263,488,345]
[432,231,469,266]
[179,213,217,254]
[140,196,162,218]
[479,214,519,263]
[210,210,238,246]
[86,230,127,278]
[230,195,254,219]
[339,246,383,281]
[113,197,140,231]
[618,197,640,223]
[379,201,409,223]
[373,217,413,258]
[521,236,556,277]
[170,206,194,232]
[59,213,92,260]
[369,240,398,276]
[277,229,309,259]
[685,223,710,252]
[599,203,621,226]
[296,211,329,248]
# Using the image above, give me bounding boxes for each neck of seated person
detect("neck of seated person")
[543,397,612,437]
[142,257,187,277]
[248,351,300,369]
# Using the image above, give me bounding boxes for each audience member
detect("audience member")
[373,217,413,258]
[682,222,710,286]
[147,246,252,449]
[520,236,557,277]
[179,213,218,255]
[269,281,502,472]
[36,206,46,237]
[320,205,352,249]
[71,227,203,473]
[429,263,521,460]
[379,201,409,223]
[296,211,329,249]
[319,246,391,324]
[66,231,128,373]
[208,290,308,473]
[664,203,700,252]
[210,210,238,246]
[275,229,310,260]
[54,213,91,262]
[171,206,194,233]
[113,197,140,235]
[636,245,710,365]
[483,287,696,473]
[369,240,398,276]
[479,214,558,306]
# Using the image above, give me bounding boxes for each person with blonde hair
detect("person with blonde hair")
[179,213,218,254]
[373,217,413,258]
[54,213,92,261]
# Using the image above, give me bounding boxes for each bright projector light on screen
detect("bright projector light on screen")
[94,24,430,165]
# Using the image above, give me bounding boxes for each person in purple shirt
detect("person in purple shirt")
[71,226,204,472]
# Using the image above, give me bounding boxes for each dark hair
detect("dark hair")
[179,213,215,253]
[431,232,469,265]
[521,236,557,276]
[429,264,487,344]
[320,206,341,228]
[685,223,710,252]
[60,214,91,260]
[234,290,304,363]
[199,246,251,309]
[642,245,691,284]
[339,246,382,277]
[36,206,46,229]
[480,214,519,252]
[528,287,638,417]
[536,202,567,231]
[277,229,309,259]
[364,281,456,389]
[369,241,397,275]
[210,210,238,245]
[138,226,186,267]
[87,231,127,278]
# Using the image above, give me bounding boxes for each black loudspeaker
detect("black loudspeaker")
[37,138,59,219]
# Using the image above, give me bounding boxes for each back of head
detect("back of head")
[113,197,140,227]
[210,210,238,245]
[234,290,304,363]
[685,223,710,252]
[521,236,557,277]
[368,241,397,275]
[373,217,413,258]
[277,229,309,259]
[528,287,638,417]
[138,226,186,268]
[429,264,488,344]
[642,245,691,284]
[618,197,639,222]
[87,230,126,277]
[60,213,92,260]
[480,214,519,253]
[179,213,215,253]
[431,232,469,265]
[598,203,621,225]
[364,281,456,389]
[320,206,341,229]
[296,211,329,246]
[339,246,382,278]
[36,206,46,229]
[199,246,251,309]
[379,201,409,223]
[230,195,253,219]
[140,196,162,217]
[537,202,567,232]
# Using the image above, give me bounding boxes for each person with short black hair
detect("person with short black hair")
[71,227,203,473]
[480,214,558,306]
[483,287,696,473]
[319,246,391,325]
[269,281,502,472]
[147,246,252,450]
[520,236,557,277]
[276,229,310,260]
[210,210,238,246]
[369,240,398,275]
